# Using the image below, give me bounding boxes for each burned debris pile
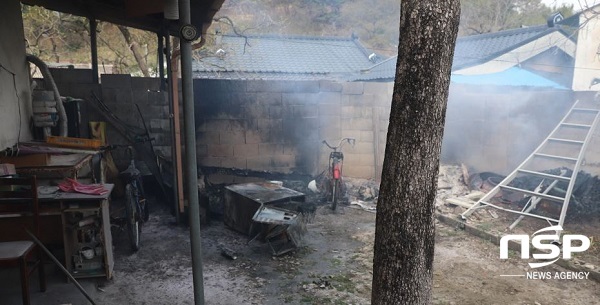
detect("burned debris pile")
[507,168,600,218]
[472,169,600,218]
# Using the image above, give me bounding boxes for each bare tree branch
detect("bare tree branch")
[117,25,150,77]
[213,16,251,53]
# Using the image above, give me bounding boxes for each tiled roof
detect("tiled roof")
[192,34,381,80]
[356,24,573,81]
[192,71,353,81]
[352,56,397,81]
[452,25,559,70]
[353,56,569,89]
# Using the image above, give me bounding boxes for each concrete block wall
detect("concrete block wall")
[48,70,171,168]
[194,79,393,179]
[195,79,584,179]
[45,68,101,139]
[0,1,33,150]
[46,70,593,179]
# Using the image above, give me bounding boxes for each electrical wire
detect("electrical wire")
[0,63,22,150]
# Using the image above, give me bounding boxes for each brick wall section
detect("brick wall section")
[194,79,392,179]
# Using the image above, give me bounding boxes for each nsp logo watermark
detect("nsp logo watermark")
[500,225,590,269]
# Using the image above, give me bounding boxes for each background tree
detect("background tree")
[459,0,573,35]
[22,1,574,71]
[213,0,572,57]
[116,25,152,77]
[21,5,157,76]
[339,0,400,54]
[370,1,460,304]
[215,0,399,55]
[22,6,89,63]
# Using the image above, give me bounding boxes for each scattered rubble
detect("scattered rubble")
[436,164,471,211]
[91,167,600,305]
[509,168,600,218]
[350,200,377,212]
[439,164,600,219]
[219,244,238,260]
[344,178,380,212]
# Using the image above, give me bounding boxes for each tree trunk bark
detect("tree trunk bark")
[117,25,151,77]
[371,2,460,305]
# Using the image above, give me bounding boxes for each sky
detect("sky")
[542,0,600,11]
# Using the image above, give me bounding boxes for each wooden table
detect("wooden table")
[15,153,96,180]
[0,184,115,279]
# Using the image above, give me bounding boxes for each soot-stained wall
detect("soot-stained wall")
[194,79,393,179]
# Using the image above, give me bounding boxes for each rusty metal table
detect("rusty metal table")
[223,182,305,235]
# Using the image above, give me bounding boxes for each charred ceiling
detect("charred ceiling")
[20,0,224,37]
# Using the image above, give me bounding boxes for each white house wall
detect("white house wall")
[0,0,32,150]
[455,31,576,75]
[573,10,600,91]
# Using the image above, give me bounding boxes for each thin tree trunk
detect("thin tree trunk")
[50,37,59,62]
[117,25,151,77]
[371,1,460,305]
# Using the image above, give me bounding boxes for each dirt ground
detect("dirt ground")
[91,189,600,305]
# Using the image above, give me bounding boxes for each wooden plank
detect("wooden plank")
[0,154,49,168]
[445,198,475,209]
[47,154,90,167]
[464,191,485,201]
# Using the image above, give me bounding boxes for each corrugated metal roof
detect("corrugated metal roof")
[193,34,380,80]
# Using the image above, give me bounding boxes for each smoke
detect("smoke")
[441,83,573,175]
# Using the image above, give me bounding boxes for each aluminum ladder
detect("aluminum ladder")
[461,99,600,230]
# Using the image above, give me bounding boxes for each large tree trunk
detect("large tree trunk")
[117,25,151,77]
[371,2,460,305]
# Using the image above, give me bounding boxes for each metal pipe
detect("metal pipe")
[165,34,181,223]
[179,0,205,304]
[90,18,99,84]
[372,107,380,181]
[26,230,98,305]
[171,39,185,221]
[158,33,165,91]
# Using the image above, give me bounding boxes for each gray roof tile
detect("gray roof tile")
[452,25,557,70]
[194,18,575,82]
[193,34,380,80]
[355,23,572,81]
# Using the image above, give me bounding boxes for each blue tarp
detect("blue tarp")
[451,67,568,89]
